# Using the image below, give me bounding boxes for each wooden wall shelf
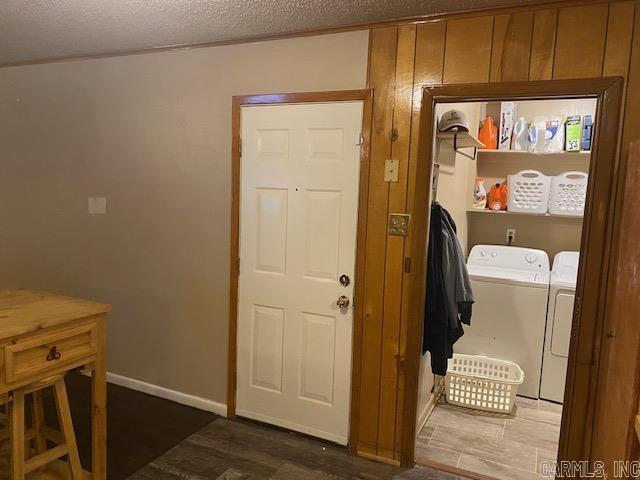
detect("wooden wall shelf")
[467,209,583,219]
[477,150,591,157]
[476,149,591,179]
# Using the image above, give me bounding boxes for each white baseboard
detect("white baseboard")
[417,393,436,433]
[105,372,227,417]
[416,375,445,433]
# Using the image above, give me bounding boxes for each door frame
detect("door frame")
[227,89,373,451]
[399,78,626,468]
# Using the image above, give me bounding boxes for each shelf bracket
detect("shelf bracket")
[453,135,478,161]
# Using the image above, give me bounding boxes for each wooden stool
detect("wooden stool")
[7,374,83,480]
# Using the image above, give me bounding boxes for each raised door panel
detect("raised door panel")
[250,305,285,393]
[255,188,288,274]
[299,312,337,405]
[256,129,290,162]
[304,190,342,281]
[306,128,344,162]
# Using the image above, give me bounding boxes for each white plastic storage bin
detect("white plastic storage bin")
[507,169,551,214]
[445,354,525,414]
[549,171,588,217]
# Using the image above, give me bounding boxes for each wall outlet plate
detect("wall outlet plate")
[88,197,107,215]
[388,213,410,236]
[384,159,399,182]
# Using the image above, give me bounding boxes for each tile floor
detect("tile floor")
[416,395,562,480]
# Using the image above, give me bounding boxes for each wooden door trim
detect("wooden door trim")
[228,89,374,452]
[399,77,624,467]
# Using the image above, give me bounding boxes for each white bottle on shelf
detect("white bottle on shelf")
[473,178,487,209]
[512,117,529,150]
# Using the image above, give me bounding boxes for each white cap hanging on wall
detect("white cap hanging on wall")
[439,109,469,132]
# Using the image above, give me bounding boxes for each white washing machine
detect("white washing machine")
[458,245,550,398]
[540,251,580,404]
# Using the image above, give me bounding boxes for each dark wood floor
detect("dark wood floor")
[54,373,217,480]
[128,417,467,480]
[40,373,467,479]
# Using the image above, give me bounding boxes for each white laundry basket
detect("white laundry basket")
[507,169,551,214]
[549,171,588,217]
[445,354,524,414]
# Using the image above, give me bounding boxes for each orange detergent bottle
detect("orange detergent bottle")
[487,181,508,211]
[478,115,498,149]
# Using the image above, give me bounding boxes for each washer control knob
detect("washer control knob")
[480,250,487,257]
[491,251,498,258]
[525,252,538,264]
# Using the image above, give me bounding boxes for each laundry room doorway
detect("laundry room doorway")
[398,78,630,479]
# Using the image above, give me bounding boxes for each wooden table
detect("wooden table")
[0,289,110,479]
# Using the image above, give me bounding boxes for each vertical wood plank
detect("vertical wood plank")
[414,21,447,85]
[395,19,446,459]
[358,26,397,455]
[620,1,640,161]
[603,1,636,77]
[553,4,608,79]
[529,9,558,80]
[443,16,494,84]
[490,12,534,82]
[591,5,640,470]
[377,24,416,460]
[603,1,636,184]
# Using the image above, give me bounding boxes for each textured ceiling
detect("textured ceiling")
[1,0,541,65]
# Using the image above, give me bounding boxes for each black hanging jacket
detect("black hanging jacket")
[423,202,474,375]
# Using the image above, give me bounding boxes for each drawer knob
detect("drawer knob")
[46,346,62,361]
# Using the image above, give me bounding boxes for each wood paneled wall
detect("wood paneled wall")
[358,0,640,466]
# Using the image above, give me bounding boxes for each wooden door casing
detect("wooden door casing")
[228,89,374,453]
[401,78,624,473]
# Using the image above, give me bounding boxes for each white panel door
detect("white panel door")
[237,101,363,445]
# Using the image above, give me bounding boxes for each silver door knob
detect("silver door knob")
[337,296,350,309]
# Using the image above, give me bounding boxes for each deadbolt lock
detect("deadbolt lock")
[339,274,351,287]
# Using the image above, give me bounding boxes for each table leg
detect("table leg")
[91,319,107,480]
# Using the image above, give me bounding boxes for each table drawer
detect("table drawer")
[4,321,97,384]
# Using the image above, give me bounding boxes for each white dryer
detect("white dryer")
[458,245,550,398]
[540,251,580,404]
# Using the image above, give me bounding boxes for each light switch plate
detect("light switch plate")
[88,197,107,215]
[384,159,399,182]
[388,213,410,236]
